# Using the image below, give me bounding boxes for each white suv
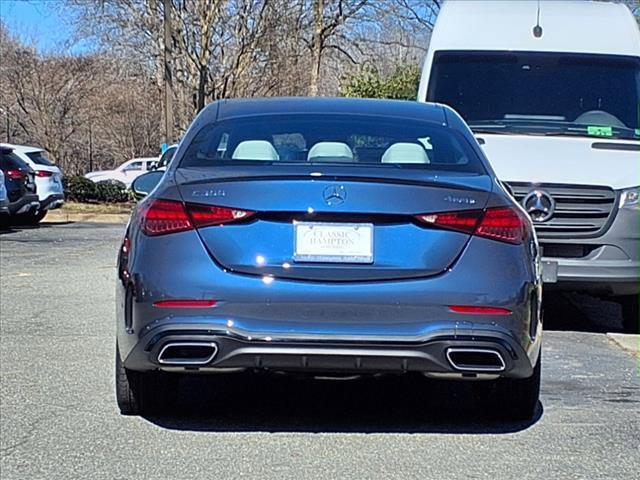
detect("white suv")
[1,143,65,224]
[85,158,158,187]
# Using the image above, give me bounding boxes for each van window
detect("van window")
[428,51,640,139]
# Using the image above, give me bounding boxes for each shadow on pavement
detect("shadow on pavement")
[543,291,625,333]
[0,221,74,234]
[145,372,543,434]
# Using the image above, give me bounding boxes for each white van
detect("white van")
[418,0,640,332]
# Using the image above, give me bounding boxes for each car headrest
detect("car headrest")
[307,142,354,162]
[231,141,280,161]
[381,143,430,164]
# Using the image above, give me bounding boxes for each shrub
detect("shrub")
[95,181,129,203]
[63,176,97,203]
[63,176,129,203]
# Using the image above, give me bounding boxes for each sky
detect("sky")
[0,0,87,53]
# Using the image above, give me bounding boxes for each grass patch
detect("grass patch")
[60,201,133,215]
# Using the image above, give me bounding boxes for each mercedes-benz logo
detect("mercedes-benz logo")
[322,185,346,206]
[522,190,555,222]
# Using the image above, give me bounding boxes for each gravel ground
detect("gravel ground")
[0,222,638,480]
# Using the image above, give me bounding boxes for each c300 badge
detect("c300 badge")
[444,195,476,205]
[192,189,226,198]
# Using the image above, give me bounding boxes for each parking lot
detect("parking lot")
[0,221,638,480]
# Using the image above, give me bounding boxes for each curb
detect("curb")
[606,333,639,357]
[44,211,130,224]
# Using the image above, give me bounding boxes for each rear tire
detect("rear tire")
[617,295,639,334]
[115,343,178,416]
[474,351,541,421]
[14,210,47,225]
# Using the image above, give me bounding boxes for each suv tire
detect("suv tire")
[15,210,47,225]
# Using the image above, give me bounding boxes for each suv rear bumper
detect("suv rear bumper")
[40,193,65,210]
[8,194,40,215]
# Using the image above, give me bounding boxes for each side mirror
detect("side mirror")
[131,171,164,199]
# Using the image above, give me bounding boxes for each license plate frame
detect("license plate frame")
[293,222,374,264]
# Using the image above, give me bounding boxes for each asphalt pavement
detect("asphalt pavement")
[0,221,638,479]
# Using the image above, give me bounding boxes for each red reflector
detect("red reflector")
[153,300,217,308]
[449,305,512,315]
[476,207,528,245]
[5,169,24,180]
[35,170,54,177]
[140,199,192,236]
[186,203,255,228]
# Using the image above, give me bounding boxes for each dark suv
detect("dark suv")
[0,146,40,223]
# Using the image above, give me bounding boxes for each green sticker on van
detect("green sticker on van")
[587,126,613,137]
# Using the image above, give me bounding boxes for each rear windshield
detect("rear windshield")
[26,151,55,166]
[0,151,29,170]
[428,51,640,139]
[179,114,485,174]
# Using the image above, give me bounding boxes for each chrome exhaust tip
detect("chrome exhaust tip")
[158,342,218,365]
[446,348,506,372]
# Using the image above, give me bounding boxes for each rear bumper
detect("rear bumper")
[8,194,40,215]
[122,322,540,379]
[40,193,65,210]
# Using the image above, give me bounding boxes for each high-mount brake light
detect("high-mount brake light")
[139,199,255,236]
[415,206,529,244]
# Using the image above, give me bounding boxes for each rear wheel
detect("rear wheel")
[474,352,541,421]
[115,343,178,416]
[14,210,47,225]
[617,295,639,334]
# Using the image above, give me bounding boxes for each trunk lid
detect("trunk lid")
[176,166,493,281]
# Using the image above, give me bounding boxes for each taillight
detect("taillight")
[140,199,192,236]
[187,203,255,228]
[475,207,529,244]
[5,169,24,180]
[416,210,481,234]
[35,170,54,177]
[139,199,255,236]
[415,206,528,244]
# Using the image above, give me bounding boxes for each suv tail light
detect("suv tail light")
[35,170,54,177]
[139,199,255,236]
[416,206,529,244]
[5,169,24,180]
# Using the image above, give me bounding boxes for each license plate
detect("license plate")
[293,222,373,264]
